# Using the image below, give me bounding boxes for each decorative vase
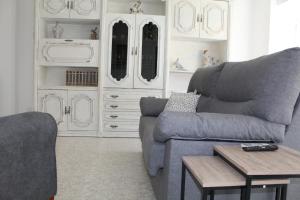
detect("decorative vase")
[52,22,64,39]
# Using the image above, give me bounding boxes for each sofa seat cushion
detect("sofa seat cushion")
[154,112,285,143]
[140,116,165,176]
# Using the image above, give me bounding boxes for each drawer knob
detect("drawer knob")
[110,125,118,129]
[110,115,118,119]
[110,95,119,99]
[110,105,119,109]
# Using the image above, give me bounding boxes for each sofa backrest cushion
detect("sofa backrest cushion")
[188,48,300,125]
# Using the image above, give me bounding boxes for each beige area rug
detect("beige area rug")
[55,137,156,200]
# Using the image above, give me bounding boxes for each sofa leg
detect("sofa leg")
[49,196,54,200]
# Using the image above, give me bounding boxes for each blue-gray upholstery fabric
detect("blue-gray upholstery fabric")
[189,48,300,125]
[154,112,285,143]
[0,112,57,200]
[139,117,165,176]
[140,97,168,117]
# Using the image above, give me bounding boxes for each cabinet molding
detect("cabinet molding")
[70,94,94,127]
[174,0,198,33]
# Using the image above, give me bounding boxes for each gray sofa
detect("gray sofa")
[0,112,57,200]
[139,48,300,200]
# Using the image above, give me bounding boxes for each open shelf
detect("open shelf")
[107,0,165,15]
[37,66,99,89]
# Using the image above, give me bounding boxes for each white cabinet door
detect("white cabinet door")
[200,0,228,40]
[104,14,136,88]
[39,39,99,67]
[39,0,70,18]
[172,0,201,38]
[38,90,68,131]
[70,0,100,19]
[134,15,165,89]
[68,91,98,131]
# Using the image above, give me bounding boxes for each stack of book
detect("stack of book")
[66,70,98,86]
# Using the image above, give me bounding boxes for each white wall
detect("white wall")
[228,0,271,61]
[0,0,17,116]
[269,0,300,53]
[15,0,35,112]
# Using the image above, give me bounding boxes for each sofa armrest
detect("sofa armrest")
[154,111,285,143]
[0,112,57,199]
[140,97,168,117]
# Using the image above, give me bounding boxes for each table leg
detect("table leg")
[241,188,246,200]
[181,162,186,200]
[245,178,252,200]
[275,186,281,200]
[202,190,208,200]
[210,190,214,200]
[281,185,287,200]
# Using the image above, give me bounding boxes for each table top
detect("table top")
[182,156,289,188]
[214,145,300,176]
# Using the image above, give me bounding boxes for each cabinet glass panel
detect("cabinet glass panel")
[111,21,128,81]
[141,22,158,82]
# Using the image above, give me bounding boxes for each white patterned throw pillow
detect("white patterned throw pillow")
[164,92,200,113]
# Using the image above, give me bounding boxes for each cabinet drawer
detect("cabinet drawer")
[104,122,139,132]
[39,39,99,67]
[104,112,140,121]
[104,101,140,112]
[103,90,162,101]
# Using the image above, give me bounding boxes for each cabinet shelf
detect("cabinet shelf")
[169,69,195,74]
[38,86,98,91]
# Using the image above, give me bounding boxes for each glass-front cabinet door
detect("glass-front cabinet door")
[134,15,165,89]
[104,14,135,88]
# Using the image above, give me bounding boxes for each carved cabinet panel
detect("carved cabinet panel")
[70,0,100,19]
[39,0,70,18]
[134,15,165,89]
[172,0,201,38]
[39,0,100,19]
[200,0,228,40]
[38,90,68,131]
[39,39,99,67]
[68,91,98,131]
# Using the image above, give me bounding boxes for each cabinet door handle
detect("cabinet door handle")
[110,95,119,99]
[67,1,70,9]
[131,47,134,55]
[65,106,68,115]
[110,105,119,109]
[65,39,74,42]
[197,14,200,23]
[135,47,138,55]
[110,115,118,119]
[65,106,71,114]
[110,125,118,129]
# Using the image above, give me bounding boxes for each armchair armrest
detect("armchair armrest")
[140,97,168,117]
[0,112,57,200]
[154,111,285,143]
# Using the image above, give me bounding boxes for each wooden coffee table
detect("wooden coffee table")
[214,145,300,200]
[181,156,289,200]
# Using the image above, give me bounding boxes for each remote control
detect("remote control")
[241,143,278,152]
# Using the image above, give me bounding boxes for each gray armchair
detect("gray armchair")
[0,112,57,200]
[139,48,300,200]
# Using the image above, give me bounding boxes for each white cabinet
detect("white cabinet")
[38,90,68,131]
[39,39,99,67]
[172,0,228,40]
[200,0,228,40]
[104,14,165,89]
[172,0,200,38]
[68,91,98,130]
[38,89,98,132]
[39,0,100,19]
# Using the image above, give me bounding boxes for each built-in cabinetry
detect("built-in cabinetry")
[35,0,101,136]
[167,0,229,94]
[38,89,98,134]
[40,0,101,19]
[34,0,229,138]
[104,14,165,89]
[172,0,228,40]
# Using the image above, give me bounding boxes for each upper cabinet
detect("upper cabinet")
[172,0,228,40]
[104,14,165,89]
[39,0,101,19]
